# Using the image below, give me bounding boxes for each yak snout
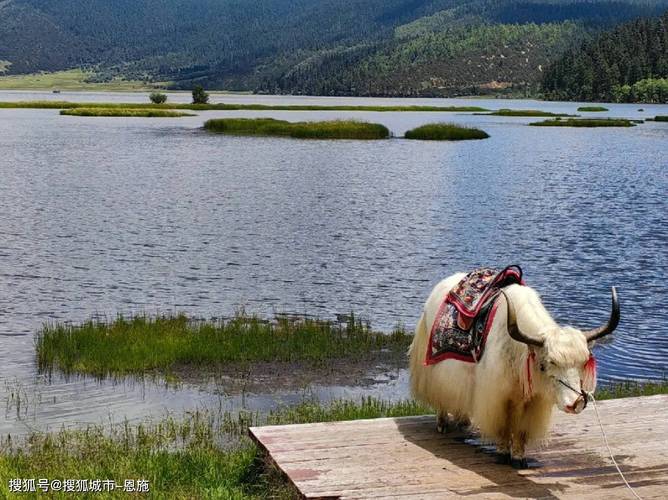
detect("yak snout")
[564,394,586,414]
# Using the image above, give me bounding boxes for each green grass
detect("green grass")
[0,397,431,499]
[653,115,668,122]
[0,100,487,112]
[204,118,390,139]
[36,313,411,378]
[577,106,609,112]
[60,108,194,117]
[595,380,668,400]
[529,118,636,127]
[404,123,489,140]
[0,69,166,91]
[479,108,575,117]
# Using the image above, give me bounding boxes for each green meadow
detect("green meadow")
[529,118,636,127]
[0,69,165,91]
[204,118,390,139]
[60,108,194,117]
[577,106,609,112]
[479,109,575,117]
[0,100,489,113]
[404,123,489,140]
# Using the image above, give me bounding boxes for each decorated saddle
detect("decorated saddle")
[425,265,524,365]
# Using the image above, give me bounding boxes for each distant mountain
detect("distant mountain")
[1,0,667,96]
[542,10,668,102]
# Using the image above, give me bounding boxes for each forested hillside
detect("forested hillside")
[542,11,668,102]
[1,0,667,96]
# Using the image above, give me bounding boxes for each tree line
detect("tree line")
[541,10,668,102]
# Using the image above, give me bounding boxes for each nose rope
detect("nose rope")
[589,393,643,499]
[558,379,588,409]
[558,381,642,499]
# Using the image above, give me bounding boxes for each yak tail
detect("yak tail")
[408,313,428,398]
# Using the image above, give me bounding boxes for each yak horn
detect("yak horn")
[500,290,544,347]
[583,287,620,342]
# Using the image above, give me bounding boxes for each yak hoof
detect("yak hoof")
[437,423,446,434]
[511,458,528,469]
[496,453,511,465]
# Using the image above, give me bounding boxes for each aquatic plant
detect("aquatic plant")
[404,123,489,140]
[480,109,574,117]
[36,313,410,378]
[204,118,390,139]
[60,108,193,117]
[529,118,636,127]
[654,115,668,121]
[0,100,488,112]
[577,106,608,112]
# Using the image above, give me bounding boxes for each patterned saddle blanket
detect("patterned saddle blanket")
[425,265,524,365]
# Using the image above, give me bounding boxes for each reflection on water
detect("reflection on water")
[0,92,666,435]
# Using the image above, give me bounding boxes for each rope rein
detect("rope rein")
[557,381,642,499]
[588,392,643,500]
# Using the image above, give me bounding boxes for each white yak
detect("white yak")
[409,273,619,468]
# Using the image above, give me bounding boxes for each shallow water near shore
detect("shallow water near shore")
[0,91,666,435]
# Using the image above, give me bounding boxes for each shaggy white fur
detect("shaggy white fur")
[409,276,595,463]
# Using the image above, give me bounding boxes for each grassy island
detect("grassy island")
[529,118,636,127]
[36,313,410,378]
[404,123,489,140]
[653,115,668,122]
[60,108,194,117]
[204,118,390,139]
[480,109,575,117]
[0,100,488,112]
[577,106,609,112]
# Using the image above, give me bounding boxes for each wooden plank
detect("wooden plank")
[250,395,668,499]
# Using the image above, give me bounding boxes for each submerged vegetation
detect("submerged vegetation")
[0,100,488,112]
[404,123,489,141]
[481,109,574,117]
[577,106,608,112]
[529,118,636,127]
[36,314,410,378]
[204,118,390,139]
[60,108,193,117]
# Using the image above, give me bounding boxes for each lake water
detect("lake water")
[0,91,666,435]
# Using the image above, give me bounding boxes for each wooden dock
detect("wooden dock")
[250,395,667,498]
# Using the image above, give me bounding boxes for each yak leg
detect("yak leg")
[437,409,469,433]
[436,409,448,433]
[511,430,528,469]
[495,427,512,464]
[452,412,470,429]
[495,401,513,464]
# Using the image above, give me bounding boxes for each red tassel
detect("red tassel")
[582,354,597,392]
[524,350,535,399]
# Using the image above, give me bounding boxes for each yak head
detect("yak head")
[503,288,619,414]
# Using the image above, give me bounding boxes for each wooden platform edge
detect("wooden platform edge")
[248,396,668,499]
[248,425,328,500]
